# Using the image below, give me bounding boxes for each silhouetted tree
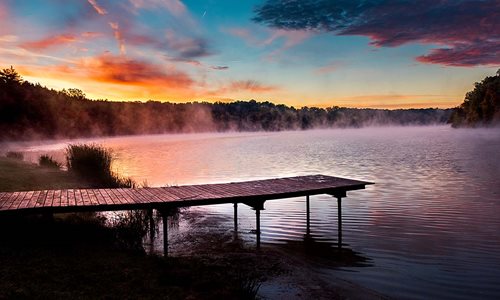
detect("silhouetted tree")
[449,69,500,127]
[0,66,22,85]
[0,66,453,141]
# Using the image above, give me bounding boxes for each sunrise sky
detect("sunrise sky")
[0,0,498,108]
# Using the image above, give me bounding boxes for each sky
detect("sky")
[0,0,498,108]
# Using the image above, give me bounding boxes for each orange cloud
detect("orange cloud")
[20,34,77,50]
[17,54,195,101]
[81,32,104,38]
[84,54,193,88]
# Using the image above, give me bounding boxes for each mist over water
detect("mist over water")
[7,126,500,299]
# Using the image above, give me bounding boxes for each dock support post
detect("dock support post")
[233,203,238,233]
[256,208,261,249]
[306,195,310,235]
[149,209,155,240]
[163,214,168,256]
[337,196,342,250]
[158,209,169,257]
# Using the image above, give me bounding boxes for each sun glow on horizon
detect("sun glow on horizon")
[2,0,497,109]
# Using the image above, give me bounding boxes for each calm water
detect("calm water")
[8,126,500,299]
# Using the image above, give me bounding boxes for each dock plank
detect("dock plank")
[0,175,372,215]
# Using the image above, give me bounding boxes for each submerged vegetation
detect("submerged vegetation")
[0,67,451,141]
[449,69,500,127]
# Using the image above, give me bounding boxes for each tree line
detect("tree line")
[0,67,452,141]
[448,69,500,127]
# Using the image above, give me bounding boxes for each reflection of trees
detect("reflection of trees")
[449,69,500,127]
[1,67,452,141]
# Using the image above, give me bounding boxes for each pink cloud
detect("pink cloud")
[109,22,126,55]
[87,0,107,15]
[20,34,77,50]
[416,41,500,67]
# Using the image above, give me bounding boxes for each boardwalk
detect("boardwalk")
[0,174,373,254]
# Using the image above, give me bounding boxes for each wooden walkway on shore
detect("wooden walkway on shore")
[0,174,373,254]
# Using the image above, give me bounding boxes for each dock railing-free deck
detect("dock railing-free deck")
[0,174,373,255]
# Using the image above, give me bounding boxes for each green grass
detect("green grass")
[0,153,260,299]
[0,157,92,192]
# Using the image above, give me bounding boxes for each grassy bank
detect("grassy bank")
[0,156,92,192]
[0,153,260,299]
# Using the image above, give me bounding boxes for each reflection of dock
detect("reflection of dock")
[0,175,373,255]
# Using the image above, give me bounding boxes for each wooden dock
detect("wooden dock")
[0,174,373,254]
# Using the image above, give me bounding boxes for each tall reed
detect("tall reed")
[66,144,134,188]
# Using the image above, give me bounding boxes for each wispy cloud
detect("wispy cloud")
[87,0,107,15]
[210,66,229,70]
[129,0,187,17]
[253,0,500,66]
[314,61,344,75]
[0,35,18,43]
[109,22,126,55]
[20,34,77,51]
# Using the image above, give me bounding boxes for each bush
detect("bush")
[38,155,62,169]
[66,144,134,188]
[6,151,23,160]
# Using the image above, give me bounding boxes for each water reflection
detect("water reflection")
[8,126,500,299]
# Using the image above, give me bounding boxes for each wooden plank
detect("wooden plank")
[160,187,190,200]
[34,190,48,207]
[25,190,41,209]
[9,191,27,210]
[96,189,110,205]
[130,189,150,204]
[114,189,132,204]
[186,185,222,199]
[0,175,372,214]
[107,188,126,205]
[80,189,92,206]
[101,189,116,205]
[61,190,70,207]
[174,185,207,200]
[74,189,84,206]
[45,190,55,207]
[87,189,100,206]
[147,187,178,202]
[67,189,76,207]
[120,188,137,204]
[0,192,18,210]
[139,188,166,202]
[52,189,62,207]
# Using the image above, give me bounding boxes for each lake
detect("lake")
[8,126,500,299]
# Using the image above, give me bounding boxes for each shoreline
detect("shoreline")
[167,207,388,299]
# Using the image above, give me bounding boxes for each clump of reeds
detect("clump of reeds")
[38,155,62,169]
[6,151,23,160]
[66,144,134,188]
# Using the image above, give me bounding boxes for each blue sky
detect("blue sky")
[0,0,498,108]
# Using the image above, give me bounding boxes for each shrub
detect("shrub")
[6,151,23,160]
[66,144,134,188]
[38,155,62,169]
